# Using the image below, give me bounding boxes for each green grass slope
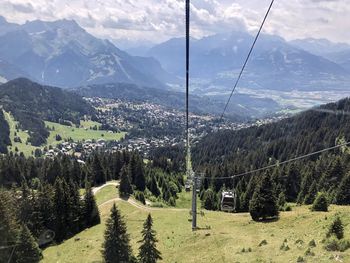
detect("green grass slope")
[42,189,350,263]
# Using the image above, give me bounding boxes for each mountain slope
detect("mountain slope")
[149,32,350,92]
[324,49,350,72]
[0,110,10,153]
[0,16,175,88]
[0,78,95,147]
[193,97,350,166]
[290,38,350,56]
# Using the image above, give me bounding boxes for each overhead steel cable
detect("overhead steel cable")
[186,0,190,170]
[200,141,350,180]
[220,0,275,121]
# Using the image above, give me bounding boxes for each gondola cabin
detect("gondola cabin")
[220,191,235,212]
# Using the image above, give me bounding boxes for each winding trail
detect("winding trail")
[93,181,188,212]
[92,181,119,195]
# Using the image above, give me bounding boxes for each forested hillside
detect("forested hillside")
[0,110,10,153]
[192,97,350,211]
[0,78,95,147]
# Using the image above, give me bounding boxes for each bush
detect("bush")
[258,240,268,247]
[327,216,344,239]
[297,256,305,262]
[285,205,292,211]
[308,239,316,247]
[311,192,328,212]
[304,248,315,256]
[202,189,217,210]
[168,197,176,207]
[280,243,290,251]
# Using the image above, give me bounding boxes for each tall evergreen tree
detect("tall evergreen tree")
[0,190,19,261]
[13,225,42,263]
[249,172,279,221]
[133,159,146,191]
[82,182,100,228]
[304,180,318,205]
[119,165,133,198]
[147,174,160,197]
[102,203,133,263]
[336,171,350,205]
[138,214,162,263]
[90,154,105,185]
[53,178,67,242]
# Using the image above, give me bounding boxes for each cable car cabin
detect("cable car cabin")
[220,191,236,212]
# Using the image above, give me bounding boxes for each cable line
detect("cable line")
[220,0,275,121]
[186,0,190,175]
[201,141,350,180]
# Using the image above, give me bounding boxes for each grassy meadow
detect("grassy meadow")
[3,110,125,156]
[42,185,350,263]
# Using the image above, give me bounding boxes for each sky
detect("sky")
[0,0,349,46]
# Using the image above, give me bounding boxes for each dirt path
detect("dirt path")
[92,181,119,195]
[98,196,189,212]
[94,181,189,212]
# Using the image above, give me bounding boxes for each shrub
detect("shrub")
[258,240,268,247]
[297,256,305,262]
[308,239,316,247]
[327,216,344,240]
[311,192,328,212]
[304,248,315,256]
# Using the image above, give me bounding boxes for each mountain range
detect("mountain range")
[148,33,350,94]
[0,16,176,88]
[1,16,350,118]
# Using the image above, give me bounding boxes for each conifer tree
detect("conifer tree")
[138,214,162,263]
[336,172,350,205]
[82,182,100,228]
[327,216,344,239]
[277,192,286,210]
[102,203,133,263]
[304,180,317,205]
[147,174,160,197]
[134,159,146,191]
[249,172,279,221]
[311,192,328,212]
[67,180,83,233]
[53,178,67,242]
[119,165,133,198]
[0,190,19,261]
[37,183,55,233]
[90,154,105,185]
[13,225,42,263]
[202,188,217,210]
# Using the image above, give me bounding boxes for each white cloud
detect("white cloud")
[0,0,349,44]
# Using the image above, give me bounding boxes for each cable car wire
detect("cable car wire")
[220,0,275,121]
[201,141,350,180]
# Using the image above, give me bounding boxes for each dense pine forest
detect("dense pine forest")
[0,149,184,261]
[191,98,350,212]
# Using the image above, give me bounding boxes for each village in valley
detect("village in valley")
[41,97,290,159]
